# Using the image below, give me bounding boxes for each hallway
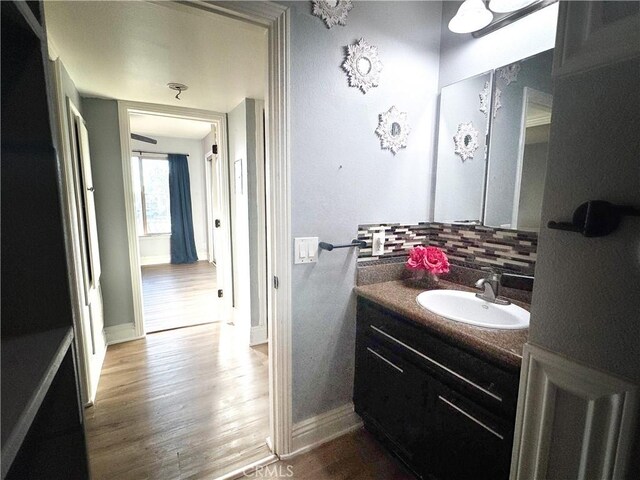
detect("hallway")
[142,261,218,333]
[85,323,270,479]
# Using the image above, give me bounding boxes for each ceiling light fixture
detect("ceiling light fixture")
[448,0,493,34]
[489,0,537,13]
[167,82,188,100]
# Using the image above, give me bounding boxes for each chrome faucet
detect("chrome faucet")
[475,269,511,305]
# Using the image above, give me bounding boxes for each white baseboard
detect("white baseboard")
[282,403,362,460]
[139,255,170,266]
[250,324,268,346]
[104,323,141,345]
[140,252,212,266]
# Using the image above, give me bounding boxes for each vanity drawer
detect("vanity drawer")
[428,378,513,480]
[357,298,519,417]
[354,335,429,474]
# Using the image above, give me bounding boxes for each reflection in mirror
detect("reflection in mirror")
[513,89,551,230]
[484,49,553,230]
[391,122,401,136]
[357,57,372,75]
[433,72,492,224]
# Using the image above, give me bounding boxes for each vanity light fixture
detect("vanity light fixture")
[489,0,537,13]
[448,0,493,34]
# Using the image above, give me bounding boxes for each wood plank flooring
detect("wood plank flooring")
[142,262,218,333]
[85,323,270,479]
[244,429,414,480]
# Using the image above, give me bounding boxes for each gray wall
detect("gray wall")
[284,1,442,423]
[228,98,261,328]
[82,98,135,328]
[438,1,558,88]
[530,57,640,384]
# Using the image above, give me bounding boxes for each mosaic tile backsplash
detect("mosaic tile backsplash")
[357,222,537,275]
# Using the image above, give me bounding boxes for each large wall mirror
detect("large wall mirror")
[433,49,554,231]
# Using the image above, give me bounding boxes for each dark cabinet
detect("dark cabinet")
[355,336,429,472]
[428,379,512,480]
[2,1,90,478]
[354,297,519,480]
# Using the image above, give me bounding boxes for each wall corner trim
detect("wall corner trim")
[104,323,141,345]
[282,403,362,460]
[511,342,638,479]
[250,324,268,346]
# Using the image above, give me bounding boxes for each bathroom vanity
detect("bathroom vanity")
[354,279,527,480]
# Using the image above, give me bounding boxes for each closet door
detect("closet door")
[67,100,106,402]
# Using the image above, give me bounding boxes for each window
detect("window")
[132,156,171,235]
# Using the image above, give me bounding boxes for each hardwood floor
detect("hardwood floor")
[85,323,270,479]
[142,261,218,333]
[244,429,414,480]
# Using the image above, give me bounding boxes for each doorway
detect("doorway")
[128,112,225,333]
[45,2,290,476]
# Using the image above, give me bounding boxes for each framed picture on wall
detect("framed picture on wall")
[234,158,243,195]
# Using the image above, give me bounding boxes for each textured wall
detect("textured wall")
[285,0,443,423]
[529,57,640,384]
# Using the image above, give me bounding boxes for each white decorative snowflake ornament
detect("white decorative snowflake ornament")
[375,106,410,155]
[453,122,480,162]
[342,38,383,94]
[479,81,490,116]
[498,63,521,85]
[312,0,353,29]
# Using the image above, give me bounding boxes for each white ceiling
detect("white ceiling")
[44,1,267,113]
[129,114,212,140]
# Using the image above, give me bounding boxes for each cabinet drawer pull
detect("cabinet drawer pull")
[366,347,404,373]
[369,324,502,403]
[438,395,504,440]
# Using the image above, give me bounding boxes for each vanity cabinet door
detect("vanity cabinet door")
[354,336,429,471]
[428,379,513,480]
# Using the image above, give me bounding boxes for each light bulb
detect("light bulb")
[448,0,494,34]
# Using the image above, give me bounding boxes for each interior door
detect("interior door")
[68,100,106,401]
[205,153,215,264]
[213,153,233,320]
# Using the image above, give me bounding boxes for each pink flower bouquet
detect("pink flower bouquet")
[406,245,450,276]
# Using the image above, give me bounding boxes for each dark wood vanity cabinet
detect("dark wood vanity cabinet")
[354,297,519,480]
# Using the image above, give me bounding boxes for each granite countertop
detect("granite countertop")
[354,279,529,370]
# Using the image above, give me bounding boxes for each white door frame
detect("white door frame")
[511,87,553,229]
[204,151,215,265]
[187,0,293,457]
[117,102,233,336]
[117,0,292,458]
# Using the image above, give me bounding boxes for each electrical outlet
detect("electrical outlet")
[372,230,385,256]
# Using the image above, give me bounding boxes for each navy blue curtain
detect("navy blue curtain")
[168,154,198,264]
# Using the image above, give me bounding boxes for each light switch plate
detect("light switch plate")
[372,230,386,256]
[294,237,319,264]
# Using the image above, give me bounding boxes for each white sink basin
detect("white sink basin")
[416,290,529,330]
